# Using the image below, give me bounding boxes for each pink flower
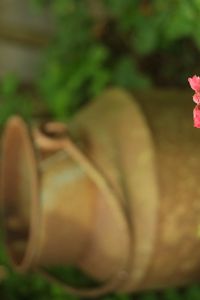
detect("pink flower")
[193,93,200,104]
[193,105,200,128]
[188,75,200,104]
[188,75,200,93]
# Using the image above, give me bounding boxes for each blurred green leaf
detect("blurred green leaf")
[0,74,19,97]
[112,57,151,89]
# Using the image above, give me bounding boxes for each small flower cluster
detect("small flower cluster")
[188,75,200,128]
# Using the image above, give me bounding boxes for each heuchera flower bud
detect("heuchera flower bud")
[193,93,200,104]
[188,75,200,92]
[188,75,200,104]
[188,75,200,128]
[193,105,200,128]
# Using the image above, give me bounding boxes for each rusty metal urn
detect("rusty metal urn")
[1,88,200,296]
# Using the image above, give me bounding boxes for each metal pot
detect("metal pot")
[1,88,200,296]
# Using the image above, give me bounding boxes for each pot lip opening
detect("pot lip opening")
[1,116,40,272]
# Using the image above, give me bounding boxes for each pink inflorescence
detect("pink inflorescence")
[188,75,200,128]
[193,105,200,128]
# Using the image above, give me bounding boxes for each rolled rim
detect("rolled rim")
[1,116,40,271]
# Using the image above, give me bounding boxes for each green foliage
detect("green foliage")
[162,288,182,300]
[45,265,97,287]
[0,75,32,127]
[112,56,150,89]
[138,291,158,300]
[0,271,80,300]
[35,0,110,119]
[31,0,200,119]
[184,284,200,300]
[104,0,200,52]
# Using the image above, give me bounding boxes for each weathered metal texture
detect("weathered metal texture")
[68,88,200,292]
[1,88,200,295]
[68,89,159,291]
[0,114,130,285]
[134,90,200,291]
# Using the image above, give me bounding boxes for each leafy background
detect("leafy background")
[1,0,200,299]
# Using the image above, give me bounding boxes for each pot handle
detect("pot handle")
[38,267,128,298]
[33,122,132,297]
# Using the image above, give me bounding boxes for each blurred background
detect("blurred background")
[0,0,200,299]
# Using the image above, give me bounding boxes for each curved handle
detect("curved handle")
[38,267,128,298]
[33,122,132,297]
[33,122,69,153]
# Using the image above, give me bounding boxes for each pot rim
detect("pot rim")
[1,116,40,272]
